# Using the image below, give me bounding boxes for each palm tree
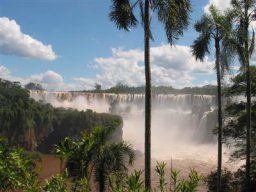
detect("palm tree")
[109,1,191,189]
[191,5,232,192]
[226,1,256,190]
[61,126,134,192]
[94,142,135,192]
[67,127,110,178]
[54,137,73,173]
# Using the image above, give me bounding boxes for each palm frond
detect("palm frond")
[249,28,255,57]
[93,141,135,191]
[220,47,232,77]
[155,0,191,45]
[109,0,138,31]
[221,31,237,72]
[191,32,211,61]
[231,0,243,11]
[194,15,211,33]
[232,25,247,66]
[209,5,222,24]
[139,0,145,26]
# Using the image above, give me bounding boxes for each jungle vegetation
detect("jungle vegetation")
[0,78,123,152]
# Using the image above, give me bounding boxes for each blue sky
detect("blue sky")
[0,0,234,90]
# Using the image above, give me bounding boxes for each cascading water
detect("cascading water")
[30,90,230,164]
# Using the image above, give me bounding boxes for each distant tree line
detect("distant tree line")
[79,82,217,95]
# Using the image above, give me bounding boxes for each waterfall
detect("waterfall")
[30,90,219,161]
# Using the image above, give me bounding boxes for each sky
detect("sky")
[0,0,241,91]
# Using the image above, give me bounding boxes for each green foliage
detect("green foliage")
[72,177,90,192]
[155,161,167,191]
[206,169,235,192]
[223,66,256,160]
[0,138,39,192]
[25,82,44,90]
[125,170,145,191]
[98,84,217,95]
[224,66,256,97]
[109,173,124,192]
[0,137,202,192]
[54,127,135,192]
[223,66,256,191]
[0,79,123,152]
[232,161,256,192]
[108,164,202,192]
[206,166,256,192]
[94,83,102,92]
[109,171,145,192]
[95,141,135,191]
[109,0,138,31]
[42,172,68,192]
[170,168,202,192]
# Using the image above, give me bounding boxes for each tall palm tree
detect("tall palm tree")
[226,1,256,190]
[109,1,191,189]
[191,5,232,192]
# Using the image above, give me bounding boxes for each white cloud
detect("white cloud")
[204,0,231,14]
[0,44,215,90]
[151,45,213,73]
[250,51,256,65]
[204,0,256,30]
[75,45,215,89]
[0,65,10,77]
[0,65,67,90]
[29,70,64,89]
[0,17,57,60]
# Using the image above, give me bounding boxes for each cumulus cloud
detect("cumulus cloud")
[0,65,67,90]
[0,44,216,90]
[75,45,215,89]
[29,71,64,89]
[204,0,256,63]
[204,0,231,14]
[0,17,57,60]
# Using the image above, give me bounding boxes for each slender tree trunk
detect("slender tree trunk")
[144,0,151,190]
[99,171,105,192]
[245,56,251,192]
[60,158,63,174]
[244,1,251,191]
[215,37,222,192]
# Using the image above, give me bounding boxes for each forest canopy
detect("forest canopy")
[0,78,123,152]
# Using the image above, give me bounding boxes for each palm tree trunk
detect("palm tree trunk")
[215,37,222,192]
[245,57,251,192]
[144,0,151,190]
[244,2,251,191]
[99,171,105,192]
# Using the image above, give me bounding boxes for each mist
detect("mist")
[30,91,233,166]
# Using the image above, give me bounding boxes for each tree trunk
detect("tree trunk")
[99,171,105,192]
[60,158,63,174]
[215,37,222,192]
[144,0,151,190]
[244,1,251,191]
[96,161,106,192]
[245,56,251,192]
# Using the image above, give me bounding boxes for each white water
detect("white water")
[30,91,232,165]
